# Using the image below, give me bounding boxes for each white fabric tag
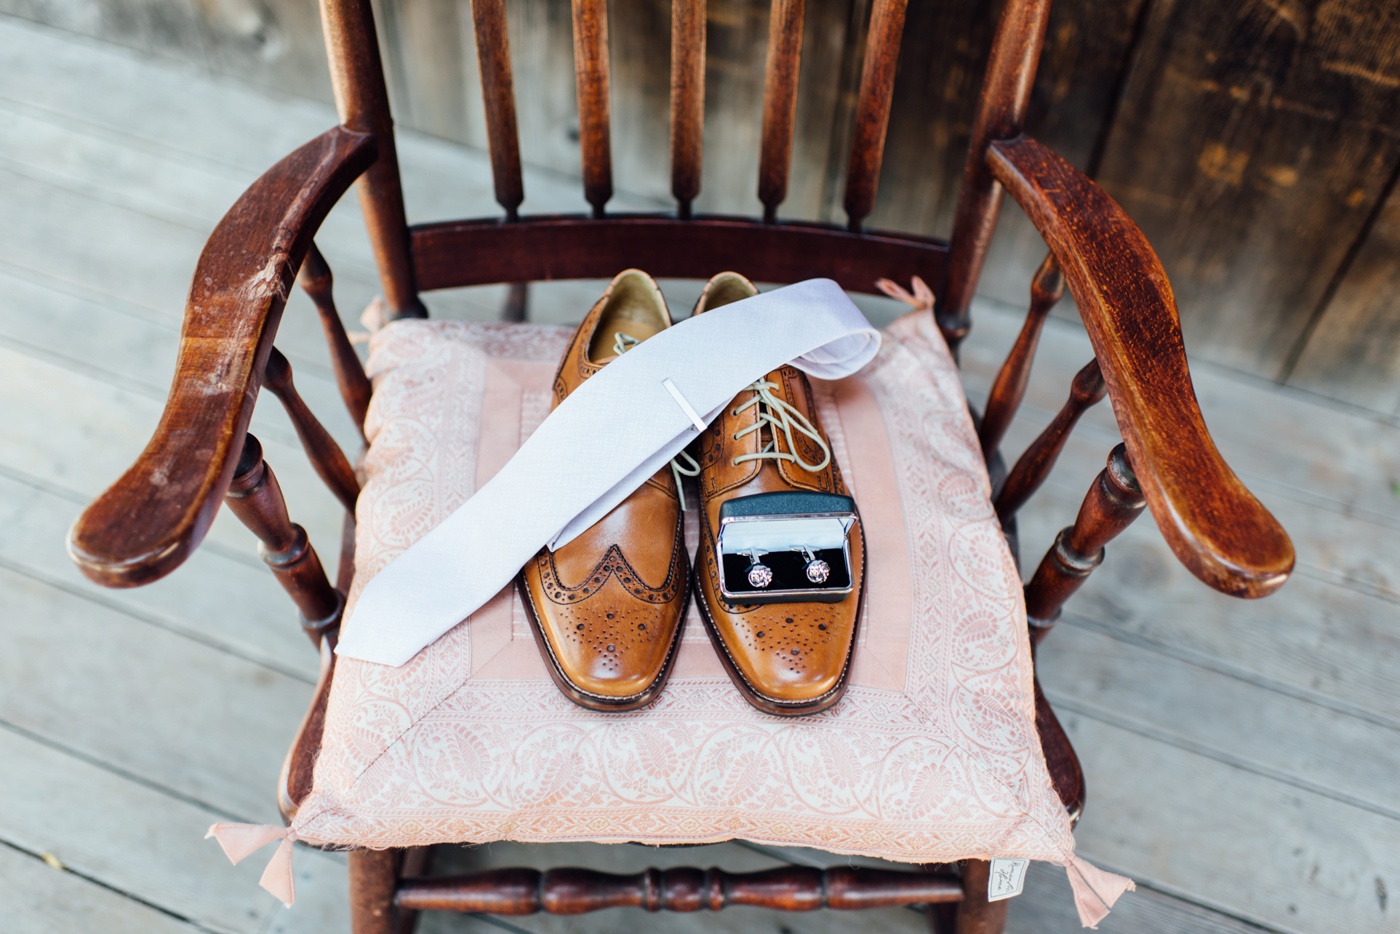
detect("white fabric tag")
[335,278,881,667]
[987,857,1030,901]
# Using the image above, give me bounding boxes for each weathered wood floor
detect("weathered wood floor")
[1,16,1397,934]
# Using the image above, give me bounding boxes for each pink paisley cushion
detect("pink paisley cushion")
[289,307,1077,869]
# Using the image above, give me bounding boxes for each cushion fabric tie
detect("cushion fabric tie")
[336,278,881,667]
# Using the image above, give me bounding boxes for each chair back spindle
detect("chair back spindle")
[670,0,706,218]
[842,0,909,232]
[225,434,345,644]
[979,253,1064,462]
[262,347,362,514]
[571,0,614,218]
[757,0,805,224]
[994,358,1104,526]
[298,243,372,437]
[470,0,525,220]
[1023,443,1145,640]
[941,0,1052,348]
[319,0,425,318]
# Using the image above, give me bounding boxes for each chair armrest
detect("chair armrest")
[68,126,376,588]
[986,135,1294,598]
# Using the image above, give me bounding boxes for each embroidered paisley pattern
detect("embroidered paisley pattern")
[295,311,1075,870]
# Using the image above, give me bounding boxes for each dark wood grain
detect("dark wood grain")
[66,126,374,588]
[669,0,705,217]
[1093,0,1400,380]
[396,866,962,913]
[988,135,1294,598]
[954,861,1009,934]
[320,0,427,319]
[278,630,338,820]
[1023,443,1146,638]
[842,0,908,231]
[1287,170,1400,412]
[978,252,1063,463]
[297,242,372,438]
[262,347,360,514]
[470,0,525,219]
[223,434,344,642]
[410,213,947,293]
[571,0,613,217]
[939,0,1052,348]
[757,0,804,223]
[1034,678,1084,823]
[350,847,403,934]
[994,358,1104,526]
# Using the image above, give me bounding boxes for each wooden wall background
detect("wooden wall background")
[6,0,1400,416]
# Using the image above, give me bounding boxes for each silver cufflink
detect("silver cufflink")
[744,551,774,588]
[716,491,857,605]
[801,547,831,584]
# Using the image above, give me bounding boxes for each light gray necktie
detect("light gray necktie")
[337,279,881,666]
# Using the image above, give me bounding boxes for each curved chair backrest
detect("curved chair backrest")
[321,0,1054,349]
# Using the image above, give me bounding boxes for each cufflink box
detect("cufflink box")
[716,491,858,604]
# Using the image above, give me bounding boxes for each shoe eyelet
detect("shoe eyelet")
[731,433,739,441]
[730,458,740,466]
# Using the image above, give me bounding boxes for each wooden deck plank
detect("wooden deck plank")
[0,842,201,934]
[0,565,307,822]
[0,726,330,933]
[0,471,317,682]
[0,342,347,572]
[1040,625,1400,819]
[1066,713,1400,933]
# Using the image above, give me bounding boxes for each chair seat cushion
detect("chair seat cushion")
[289,308,1076,868]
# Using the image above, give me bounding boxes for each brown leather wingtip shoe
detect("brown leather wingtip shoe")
[518,270,690,711]
[689,272,866,716]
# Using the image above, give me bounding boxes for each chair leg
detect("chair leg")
[953,861,1008,934]
[349,848,402,934]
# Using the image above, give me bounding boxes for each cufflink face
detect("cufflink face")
[802,548,831,584]
[717,492,857,604]
[745,556,775,589]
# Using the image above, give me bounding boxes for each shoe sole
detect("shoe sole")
[517,557,691,713]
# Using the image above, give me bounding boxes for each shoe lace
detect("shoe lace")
[611,331,702,511]
[729,379,831,473]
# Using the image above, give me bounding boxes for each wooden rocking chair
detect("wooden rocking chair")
[67,0,1294,930]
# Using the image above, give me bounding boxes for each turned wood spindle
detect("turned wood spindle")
[571,0,613,218]
[1023,442,1146,641]
[994,358,1105,526]
[395,865,963,915]
[225,433,344,643]
[842,0,910,232]
[757,0,805,224]
[670,0,706,218]
[469,0,525,219]
[263,346,361,515]
[298,243,372,437]
[940,0,1053,350]
[979,253,1064,463]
